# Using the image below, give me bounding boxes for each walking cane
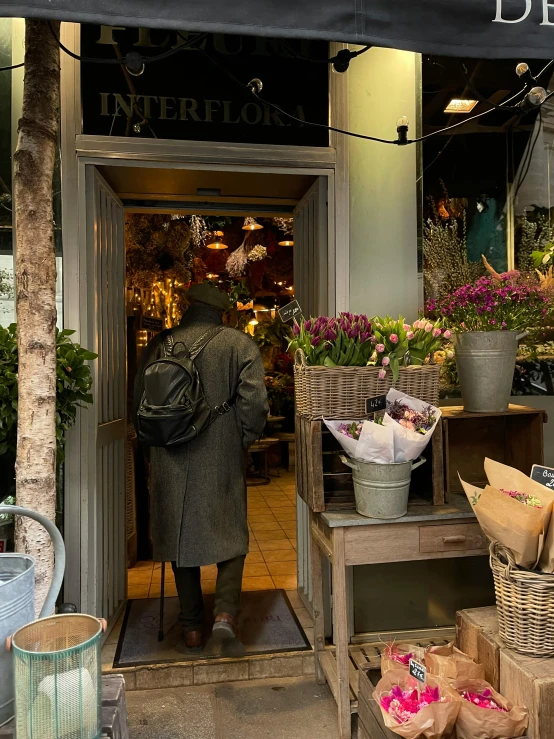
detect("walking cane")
[158,561,165,642]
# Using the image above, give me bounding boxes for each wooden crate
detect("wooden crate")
[457,607,551,739]
[441,405,546,496]
[295,415,355,512]
[295,416,445,512]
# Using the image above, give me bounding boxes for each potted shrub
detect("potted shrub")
[0,325,96,533]
[429,273,549,412]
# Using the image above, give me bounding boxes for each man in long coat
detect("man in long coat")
[134,283,268,652]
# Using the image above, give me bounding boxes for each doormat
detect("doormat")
[113,590,311,668]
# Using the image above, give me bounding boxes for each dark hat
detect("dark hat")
[187,282,231,311]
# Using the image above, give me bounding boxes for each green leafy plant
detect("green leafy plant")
[254,318,291,349]
[0,324,97,464]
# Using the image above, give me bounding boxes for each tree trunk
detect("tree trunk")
[14,19,60,615]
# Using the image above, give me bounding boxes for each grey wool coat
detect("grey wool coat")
[134,302,269,567]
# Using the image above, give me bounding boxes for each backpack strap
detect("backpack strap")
[188,326,225,360]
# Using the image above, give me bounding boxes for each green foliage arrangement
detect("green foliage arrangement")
[0,325,97,464]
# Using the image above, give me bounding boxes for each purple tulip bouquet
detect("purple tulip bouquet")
[290,313,374,366]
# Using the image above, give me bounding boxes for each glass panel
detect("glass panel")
[79,27,329,147]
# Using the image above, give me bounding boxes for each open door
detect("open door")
[293,177,329,608]
[84,167,126,622]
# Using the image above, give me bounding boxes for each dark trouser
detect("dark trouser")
[171,555,246,632]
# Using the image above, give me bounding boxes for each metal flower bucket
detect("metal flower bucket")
[0,505,65,727]
[453,331,522,413]
[341,456,425,519]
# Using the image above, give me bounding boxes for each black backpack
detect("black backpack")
[136,326,235,448]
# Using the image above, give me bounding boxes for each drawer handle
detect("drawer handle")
[442,535,466,544]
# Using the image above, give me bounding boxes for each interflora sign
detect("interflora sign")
[80,26,329,146]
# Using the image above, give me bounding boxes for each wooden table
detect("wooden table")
[310,494,487,739]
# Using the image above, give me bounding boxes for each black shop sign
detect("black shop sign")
[80,26,329,147]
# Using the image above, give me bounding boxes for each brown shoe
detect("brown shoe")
[212,613,237,643]
[184,629,204,653]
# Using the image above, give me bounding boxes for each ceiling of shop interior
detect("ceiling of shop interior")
[97,166,317,213]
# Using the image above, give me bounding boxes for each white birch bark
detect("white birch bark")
[13,19,60,615]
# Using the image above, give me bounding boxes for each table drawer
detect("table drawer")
[419,523,486,554]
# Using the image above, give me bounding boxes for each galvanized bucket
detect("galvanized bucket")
[453,331,521,413]
[0,506,65,727]
[341,456,425,519]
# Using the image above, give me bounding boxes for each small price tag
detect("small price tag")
[366,395,387,415]
[409,658,426,684]
[531,464,554,490]
[278,300,303,323]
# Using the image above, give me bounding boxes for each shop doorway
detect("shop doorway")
[72,159,333,656]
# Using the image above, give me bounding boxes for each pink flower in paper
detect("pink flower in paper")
[382,356,390,366]
[390,334,399,344]
[376,344,385,353]
[425,322,433,333]
[432,328,441,338]
[406,331,414,340]
[443,329,452,339]
[378,368,387,379]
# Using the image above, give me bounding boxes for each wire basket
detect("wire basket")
[294,349,440,420]
[11,614,103,739]
[490,540,554,657]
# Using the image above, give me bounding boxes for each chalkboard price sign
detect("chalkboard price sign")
[409,659,427,684]
[366,395,387,415]
[278,300,303,323]
[141,316,164,333]
[531,464,554,490]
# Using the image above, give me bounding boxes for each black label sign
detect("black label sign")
[531,464,554,490]
[80,27,328,147]
[409,659,427,684]
[141,316,164,332]
[366,395,388,415]
[278,300,302,323]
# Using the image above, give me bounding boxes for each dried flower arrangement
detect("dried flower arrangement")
[247,244,267,261]
[423,190,483,302]
[380,685,446,725]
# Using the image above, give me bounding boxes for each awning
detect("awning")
[0,0,553,59]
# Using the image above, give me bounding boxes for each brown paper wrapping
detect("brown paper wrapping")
[425,642,485,681]
[373,669,461,739]
[460,457,554,569]
[484,458,554,572]
[454,678,528,739]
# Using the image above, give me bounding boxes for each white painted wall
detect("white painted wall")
[348,48,420,321]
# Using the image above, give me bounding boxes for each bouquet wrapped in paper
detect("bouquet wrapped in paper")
[381,643,425,674]
[373,670,460,739]
[425,642,485,682]
[454,679,528,739]
[460,458,554,570]
[325,389,441,464]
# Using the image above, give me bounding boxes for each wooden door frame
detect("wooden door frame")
[60,23,349,611]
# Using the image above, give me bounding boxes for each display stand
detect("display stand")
[310,496,487,739]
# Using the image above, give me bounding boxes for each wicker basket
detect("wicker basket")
[490,540,554,657]
[293,349,440,420]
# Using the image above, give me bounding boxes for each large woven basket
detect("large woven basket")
[294,349,440,420]
[490,540,554,657]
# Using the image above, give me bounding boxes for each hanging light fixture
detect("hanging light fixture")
[278,239,294,246]
[206,231,228,250]
[242,217,263,231]
[206,272,219,280]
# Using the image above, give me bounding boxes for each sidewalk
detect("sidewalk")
[125,675,353,739]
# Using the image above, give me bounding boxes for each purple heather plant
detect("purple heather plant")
[427,273,549,332]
